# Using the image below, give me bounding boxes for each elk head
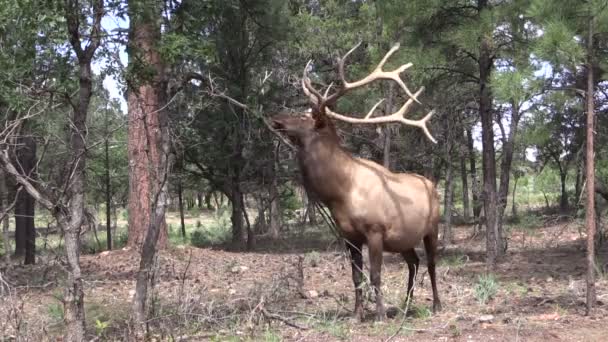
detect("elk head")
[271,42,437,147]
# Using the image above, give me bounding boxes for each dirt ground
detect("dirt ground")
[1,219,607,341]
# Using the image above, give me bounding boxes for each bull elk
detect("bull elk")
[271,42,441,321]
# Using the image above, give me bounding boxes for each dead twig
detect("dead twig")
[260,306,310,330]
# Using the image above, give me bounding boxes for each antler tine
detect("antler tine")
[325,87,437,143]
[332,42,421,104]
[302,60,323,106]
[364,99,385,119]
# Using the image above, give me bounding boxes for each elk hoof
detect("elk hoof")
[353,307,365,323]
[433,301,443,313]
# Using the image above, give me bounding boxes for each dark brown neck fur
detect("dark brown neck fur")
[297,122,352,206]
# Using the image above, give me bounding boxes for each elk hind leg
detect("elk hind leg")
[423,233,442,312]
[401,248,419,309]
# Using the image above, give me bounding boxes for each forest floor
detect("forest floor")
[1,212,608,341]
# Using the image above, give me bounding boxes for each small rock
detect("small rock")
[128,289,136,297]
[478,315,495,323]
[546,276,553,282]
[99,251,110,257]
[231,265,249,273]
[307,290,319,299]
[229,289,237,295]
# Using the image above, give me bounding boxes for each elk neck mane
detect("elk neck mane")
[296,119,354,205]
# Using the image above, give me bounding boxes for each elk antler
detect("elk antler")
[302,42,437,144]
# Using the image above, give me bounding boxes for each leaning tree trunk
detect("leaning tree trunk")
[478,18,501,267]
[14,136,36,264]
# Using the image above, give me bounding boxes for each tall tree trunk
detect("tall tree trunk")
[105,118,112,251]
[269,147,281,239]
[460,149,470,222]
[13,136,36,259]
[512,176,519,218]
[231,185,245,244]
[204,192,213,210]
[585,17,596,315]
[178,181,186,239]
[61,1,104,338]
[443,156,454,243]
[126,0,168,250]
[15,137,36,265]
[467,129,482,220]
[127,0,173,337]
[497,101,520,228]
[197,192,203,209]
[575,159,583,204]
[478,6,501,267]
[0,170,10,262]
[559,169,569,211]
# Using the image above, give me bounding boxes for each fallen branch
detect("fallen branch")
[260,306,309,330]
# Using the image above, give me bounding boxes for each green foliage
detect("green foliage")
[115,231,129,248]
[410,303,432,319]
[304,251,321,267]
[261,329,282,342]
[94,319,110,337]
[474,273,499,305]
[47,303,64,322]
[190,208,232,247]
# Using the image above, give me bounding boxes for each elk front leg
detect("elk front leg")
[368,232,385,321]
[346,240,364,321]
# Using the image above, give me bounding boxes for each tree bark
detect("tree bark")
[497,101,521,226]
[467,129,482,220]
[478,4,502,267]
[62,2,104,339]
[231,185,245,244]
[0,170,11,262]
[127,1,173,337]
[512,175,519,217]
[105,117,112,251]
[14,137,36,264]
[585,17,596,315]
[443,154,454,243]
[126,0,168,250]
[269,146,281,239]
[559,169,569,211]
[575,159,583,203]
[178,181,186,239]
[460,149,470,222]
